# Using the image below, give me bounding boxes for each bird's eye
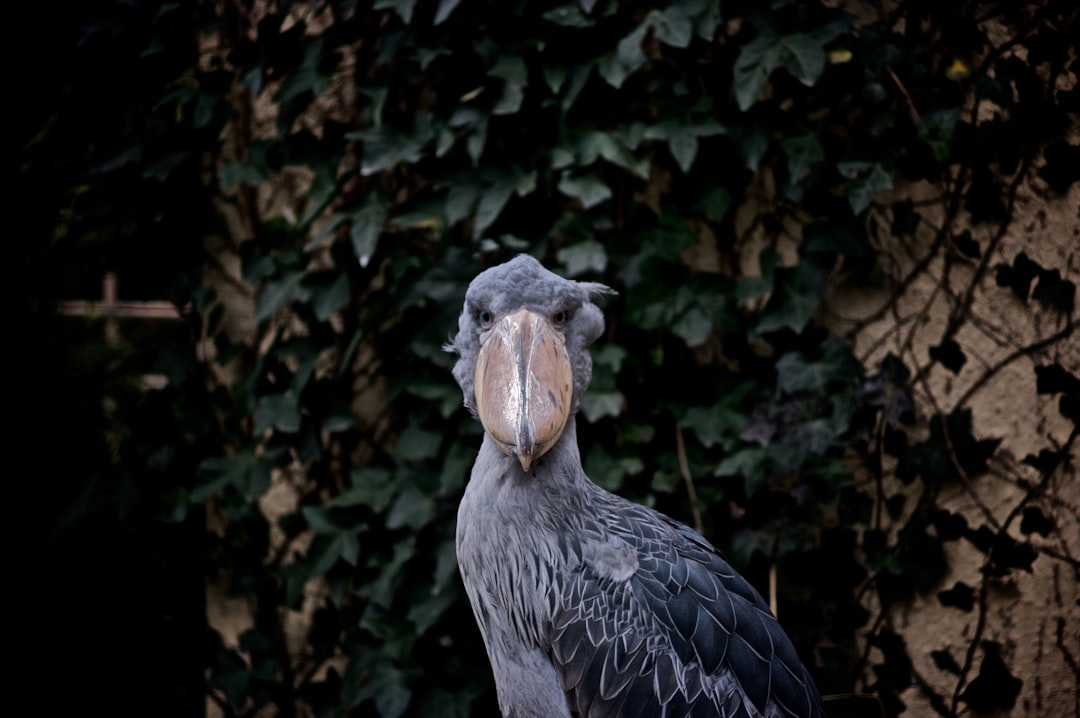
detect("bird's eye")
[553,310,569,326]
[478,310,493,327]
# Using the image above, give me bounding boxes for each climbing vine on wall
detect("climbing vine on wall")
[24,0,1077,716]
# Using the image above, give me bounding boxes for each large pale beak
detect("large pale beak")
[474,309,573,472]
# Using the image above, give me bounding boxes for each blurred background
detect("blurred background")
[14,1,1078,716]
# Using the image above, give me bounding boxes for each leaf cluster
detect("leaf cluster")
[20,0,1078,716]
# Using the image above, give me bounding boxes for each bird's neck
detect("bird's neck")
[479,415,587,489]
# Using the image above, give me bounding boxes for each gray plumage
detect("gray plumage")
[447,255,824,718]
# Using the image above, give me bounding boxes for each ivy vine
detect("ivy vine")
[17,0,1077,716]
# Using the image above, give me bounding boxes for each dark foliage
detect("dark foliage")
[19,0,1077,716]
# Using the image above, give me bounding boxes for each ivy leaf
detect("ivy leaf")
[1019,506,1054,537]
[929,340,966,374]
[433,0,462,25]
[733,29,783,111]
[755,261,827,335]
[490,55,527,115]
[558,173,612,208]
[445,181,479,226]
[218,160,267,190]
[677,0,721,40]
[734,17,851,111]
[1031,268,1076,312]
[952,230,981,258]
[374,0,417,23]
[351,116,435,176]
[776,340,860,393]
[682,405,745,449]
[917,108,960,161]
[1022,449,1062,474]
[580,391,623,423]
[981,531,1037,575]
[839,161,893,214]
[557,240,608,276]
[350,197,387,267]
[255,393,302,433]
[1034,364,1080,395]
[194,452,256,502]
[714,446,771,496]
[386,483,436,531]
[672,305,713,346]
[937,581,975,611]
[694,186,732,220]
[960,642,1023,712]
[781,131,824,184]
[304,270,350,322]
[931,509,968,541]
[931,648,963,675]
[650,6,693,49]
[598,24,647,88]
[336,468,397,513]
[1036,139,1080,193]
[543,6,592,28]
[994,251,1041,300]
[397,424,442,461]
[644,121,725,173]
[890,199,921,238]
[778,33,827,87]
[473,183,515,236]
[255,271,304,322]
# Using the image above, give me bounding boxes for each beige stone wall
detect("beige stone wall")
[826,174,1079,715]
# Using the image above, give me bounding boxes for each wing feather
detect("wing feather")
[545,494,823,718]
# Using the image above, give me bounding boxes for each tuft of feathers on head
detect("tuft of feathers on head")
[444,255,615,416]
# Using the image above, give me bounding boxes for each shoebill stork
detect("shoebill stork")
[447,255,824,718]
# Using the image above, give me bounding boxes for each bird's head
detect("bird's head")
[446,255,614,472]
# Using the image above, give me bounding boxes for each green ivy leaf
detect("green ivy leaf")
[255,271,304,323]
[350,197,387,267]
[778,33,826,87]
[543,6,592,28]
[714,446,771,495]
[558,173,612,208]
[474,183,515,236]
[918,109,960,161]
[682,404,746,449]
[672,305,712,346]
[755,261,827,335]
[776,340,860,393]
[304,270,350,322]
[374,0,416,22]
[733,30,783,111]
[580,391,624,423]
[218,160,267,190]
[650,6,693,48]
[397,424,442,461]
[782,131,824,184]
[351,116,436,176]
[433,0,462,25]
[386,483,436,531]
[490,55,527,115]
[255,393,302,433]
[336,468,397,513]
[557,240,607,276]
[840,161,893,214]
[598,24,647,88]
